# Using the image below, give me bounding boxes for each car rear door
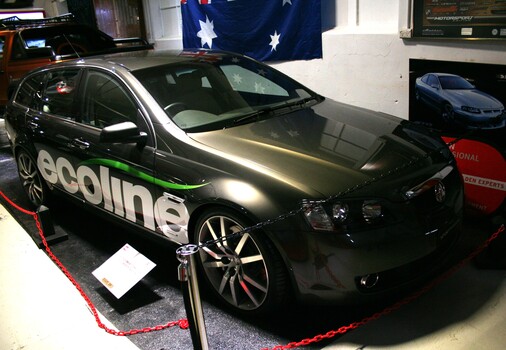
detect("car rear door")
[22,68,83,196]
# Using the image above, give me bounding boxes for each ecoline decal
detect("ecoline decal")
[37,150,209,244]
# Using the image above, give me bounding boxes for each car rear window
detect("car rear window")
[14,72,46,109]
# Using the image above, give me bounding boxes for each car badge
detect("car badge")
[434,182,446,203]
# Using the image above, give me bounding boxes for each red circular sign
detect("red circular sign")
[443,137,506,215]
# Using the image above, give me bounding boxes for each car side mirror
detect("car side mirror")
[100,121,147,147]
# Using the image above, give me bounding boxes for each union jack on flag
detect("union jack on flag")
[181,0,322,61]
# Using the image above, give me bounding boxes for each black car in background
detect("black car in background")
[4,50,464,315]
[0,14,152,112]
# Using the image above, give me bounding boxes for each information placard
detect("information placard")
[92,244,156,299]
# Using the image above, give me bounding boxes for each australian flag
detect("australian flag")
[181,0,322,62]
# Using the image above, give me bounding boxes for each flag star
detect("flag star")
[231,57,240,63]
[232,73,242,84]
[270,131,280,139]
[287,130,299,137]
[269,30,281,51]
[283,0,292,6]
[255,82,266,94]
[257,69,267,76]
[197,15,217,48]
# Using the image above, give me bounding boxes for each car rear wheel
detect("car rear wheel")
[16,150,48,207]
[194,208,288,314]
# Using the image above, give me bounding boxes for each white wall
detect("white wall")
[271,0,506,120]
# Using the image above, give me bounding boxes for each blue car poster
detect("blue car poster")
[409,59,505,216]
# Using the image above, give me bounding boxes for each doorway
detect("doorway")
[93,0,146,39]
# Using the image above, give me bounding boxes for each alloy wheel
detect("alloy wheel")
[17,151,45,207]
[196,213,270,312]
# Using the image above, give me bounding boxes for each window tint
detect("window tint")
[41,69,81,119]
[81,70,137,128]
[14,72,46,109]
[427,74,439,88]
[10,35,26,60]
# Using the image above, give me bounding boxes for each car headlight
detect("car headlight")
[362,200,383,223]
[303,199,385,231]
[303,202,334,231]
[461,106,481,114]
[332,202,349,222]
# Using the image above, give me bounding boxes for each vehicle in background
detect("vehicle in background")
[415,72,505,130]
[0,13,152,114]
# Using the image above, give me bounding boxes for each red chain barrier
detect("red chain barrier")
[2,188,505,346]
[262,224,506,350]
[0,190,189,336]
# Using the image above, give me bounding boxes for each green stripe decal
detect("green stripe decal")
[80,158,208,190]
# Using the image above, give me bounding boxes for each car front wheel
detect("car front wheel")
[442,102,455,122]
[16,150,48,207]
[194,208,288,314]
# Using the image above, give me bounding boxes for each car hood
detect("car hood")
[189,99,448,199]
[444,89,504,108]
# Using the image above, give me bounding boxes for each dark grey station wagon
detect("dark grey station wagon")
[5,49,464,315]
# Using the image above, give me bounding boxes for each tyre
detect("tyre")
[16,150,48,207]
[442,102,455,122]
[194,208,288,314]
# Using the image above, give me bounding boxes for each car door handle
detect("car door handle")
[70,138,90,150]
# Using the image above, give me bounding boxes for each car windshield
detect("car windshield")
[439,76,475,90]
[132,55,320,132]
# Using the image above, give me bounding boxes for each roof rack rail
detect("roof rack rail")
[0,13,76,29]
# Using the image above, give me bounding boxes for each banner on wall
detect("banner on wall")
[181,0,322,62]
[409,59,506,215]
[412,0,506,39]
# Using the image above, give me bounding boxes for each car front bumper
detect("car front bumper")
[275,167,465,304]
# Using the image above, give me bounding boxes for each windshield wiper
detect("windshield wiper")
[229,96,318,127]
[231,106,276,126]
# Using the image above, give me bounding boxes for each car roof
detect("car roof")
[428,72,459,78]
[39,49,243,72]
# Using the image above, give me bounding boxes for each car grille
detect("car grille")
[355,218,461,294]
[354,165,463,294]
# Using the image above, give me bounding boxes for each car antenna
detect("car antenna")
[61,33,82,59]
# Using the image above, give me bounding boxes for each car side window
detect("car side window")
[41,69,81,119]
[10,35,27,60]
[427,75,440,88]
[14,72,47,109]
[81,70,137,128]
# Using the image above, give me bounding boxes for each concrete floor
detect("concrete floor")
[0,203,139,350]
[1,199,505,350]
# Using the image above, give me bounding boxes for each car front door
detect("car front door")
[68,68,159,233]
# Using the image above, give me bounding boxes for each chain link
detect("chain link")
[262,223,505,350]
[0,190,189,337]
[200,130,476,250]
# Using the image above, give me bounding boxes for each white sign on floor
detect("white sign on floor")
[92,244,156,299]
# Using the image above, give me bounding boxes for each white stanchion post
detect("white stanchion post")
[177,244,209,350]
